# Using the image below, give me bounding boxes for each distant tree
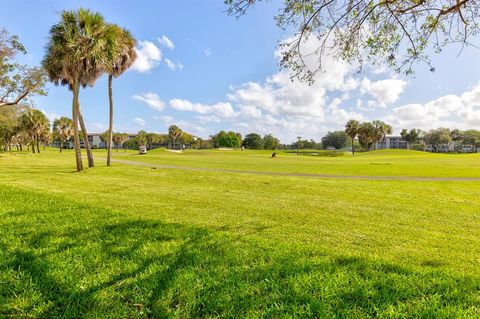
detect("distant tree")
[19,108,49,154]
[146,133,165,149]
[213,130,242,148]
[12,128,28,152]
[345,119,360,155]
[358,122,375,151]
[461,130,480,152]
[53,116,73,152]
[321,131,348,150]
[180,132,195,146]
[136,130,148,147]
[242,133,263,150]
[423,128,452,152]
[168,125,183,149]
[372,120,392,150]
[40,130,52,151]
[113,132,129,150]
[263,134,280,150]
[99,130,110,149]
[400,128,421,149]
[450,129,464,142]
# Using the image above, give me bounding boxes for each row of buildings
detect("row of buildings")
[52,133,138,149]
[375,136,478,153]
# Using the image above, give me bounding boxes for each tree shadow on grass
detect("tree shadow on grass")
[1,189,480,318]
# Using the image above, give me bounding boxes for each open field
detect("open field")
[1,149,480,317]
[111,148,480,178]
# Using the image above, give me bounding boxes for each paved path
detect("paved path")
[108,158,480,182]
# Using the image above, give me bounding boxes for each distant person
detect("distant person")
[241,146,245,151]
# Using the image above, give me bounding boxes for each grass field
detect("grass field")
[1,149,479,318]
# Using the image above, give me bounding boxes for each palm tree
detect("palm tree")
[372,120,392,150]
[106,26,137,166]
[345,119,359,155]
[53,116,73,152]
[168,125,182,150]
[43,8,117,171]
[358,122,375,151]
[19,108,49,154]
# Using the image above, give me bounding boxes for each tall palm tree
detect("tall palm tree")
[106,26,137,166]
[53,116,73,152]
[42,8,117,171]
[168,125,182,150]
[345,119,359,155]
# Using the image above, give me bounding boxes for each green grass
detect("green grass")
[0,149,479,318]
[109,148,480,178]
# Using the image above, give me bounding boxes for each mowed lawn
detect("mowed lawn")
[112,148,480,178]
[0,149,479,318]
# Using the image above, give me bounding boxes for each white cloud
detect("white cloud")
[158,35,174,50]
[131,40,162,73]
[169,99,238,118]
[126,36,480,142]
[133,117,146,126]
[361,78,406,106]
[153,115,174,125]
[165,58,183,71]
[385,83,480,132]
[203,48,211,57]
[132,93,165,111]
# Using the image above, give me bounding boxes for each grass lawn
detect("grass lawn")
[0,149,479,318]
[110,148,480,178]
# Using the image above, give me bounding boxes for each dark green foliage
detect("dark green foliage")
[263,134,280,150]
[242,133,263,149]
[321,131,348,150]
[401,128,422,149]
[212,130,242,148]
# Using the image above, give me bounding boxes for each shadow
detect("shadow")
[1,187,480,318]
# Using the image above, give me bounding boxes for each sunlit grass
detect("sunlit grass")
[0,149,479,317]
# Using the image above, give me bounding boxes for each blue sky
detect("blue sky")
[2,0,480,143]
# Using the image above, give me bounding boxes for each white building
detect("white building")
[375,136,408,150]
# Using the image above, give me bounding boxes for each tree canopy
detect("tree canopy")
[321,130,348,149]
[226,0,480,82]
[0,28,46,107]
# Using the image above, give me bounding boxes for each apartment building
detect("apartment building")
[375,136,408,150]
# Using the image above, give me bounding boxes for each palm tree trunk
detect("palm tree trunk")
[78,106,94,168]
[72,82,83,172]
[352,137,355,155]
[36,139,40,153]
[107,74,113,166]
[19,143,22,151]
[60,141,63,153]
[31,141,35,153]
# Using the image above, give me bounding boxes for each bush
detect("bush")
[412,143,426,151]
